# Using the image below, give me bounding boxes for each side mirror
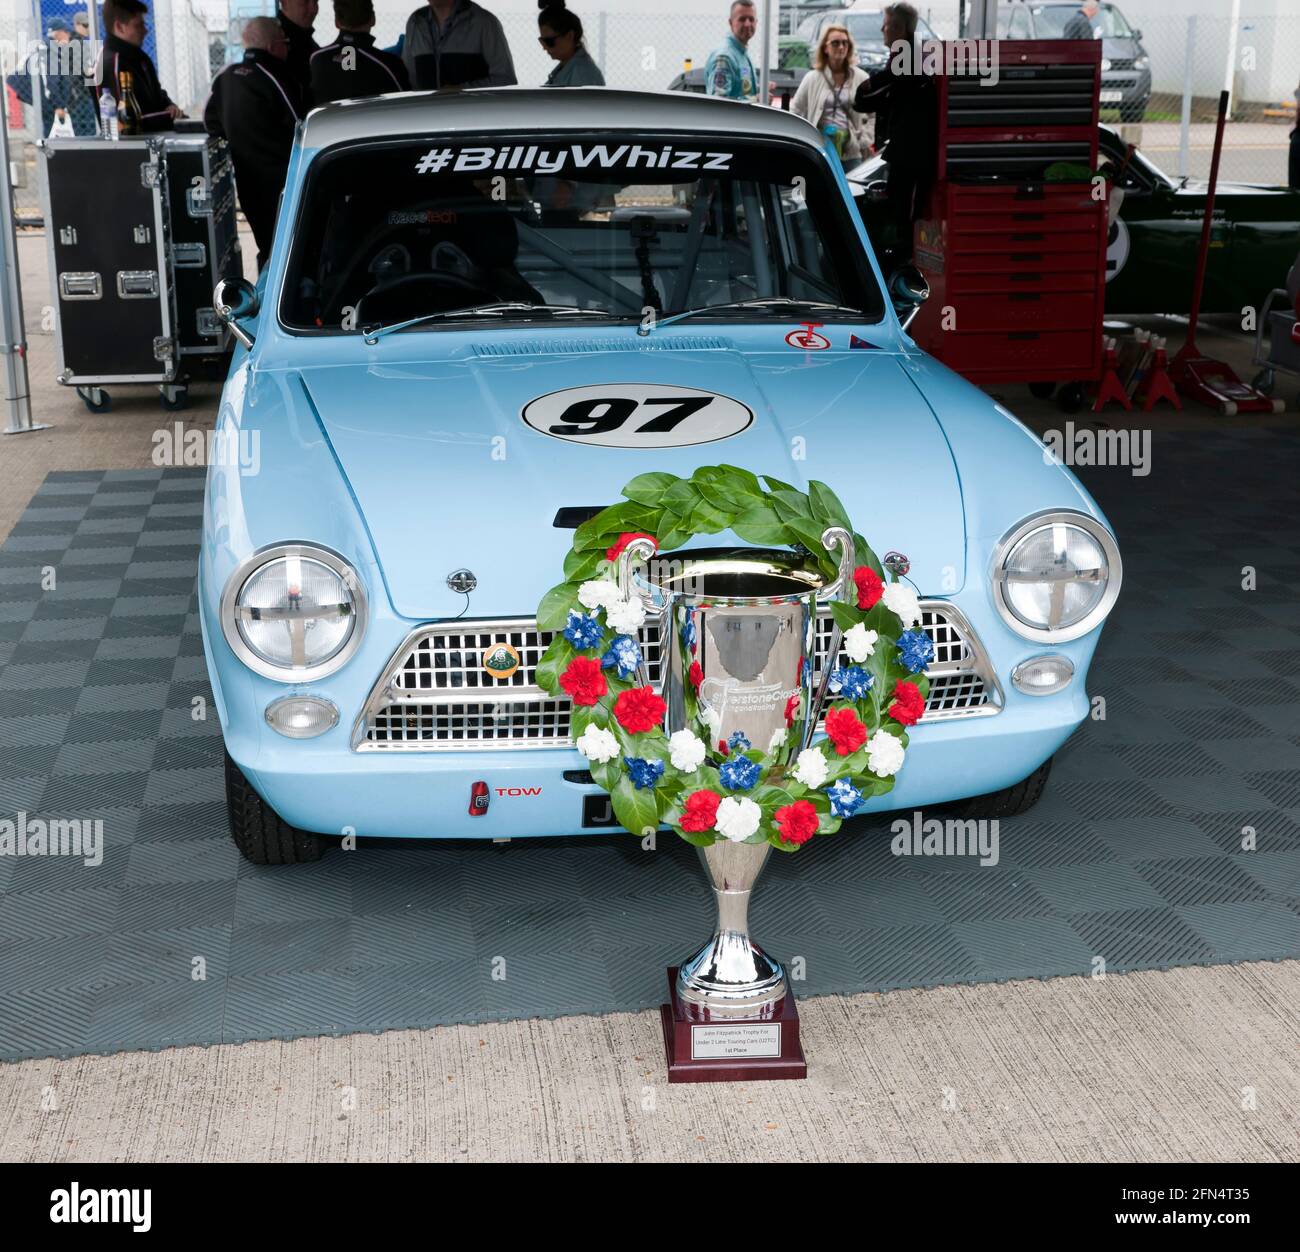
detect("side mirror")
[214,277,259,350]
[889,264,929,330]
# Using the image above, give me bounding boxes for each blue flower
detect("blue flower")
[828,666,873,699]
[564,609,605,651]
[801,658,812,687]
[601,634,642,679]
[826,778,864,818]
[719,755,761,791]
[727,730,751,752]
[896,628,935,674]
[624,756,665,790]
[681,610,698,653]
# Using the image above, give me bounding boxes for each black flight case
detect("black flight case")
[38,133,241,413]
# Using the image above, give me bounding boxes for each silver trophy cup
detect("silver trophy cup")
[617,529,856,1019]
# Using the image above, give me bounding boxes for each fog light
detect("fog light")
[265,695,338,738]
[1012,655,1074,696]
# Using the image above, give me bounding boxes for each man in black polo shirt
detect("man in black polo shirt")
[311,0,410,105]
[278,0,321,94]
[98,0,182,131]
[205,17,304,270]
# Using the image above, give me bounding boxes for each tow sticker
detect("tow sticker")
[521,384,753,449]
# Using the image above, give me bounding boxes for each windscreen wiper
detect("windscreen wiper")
[360,303,610,344]
[640,297,867,336]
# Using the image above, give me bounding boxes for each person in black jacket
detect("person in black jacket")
[311,0,410,105]
[852,2,936,269]
[205,17,304,270]
[98,0,182,131]
[279,0,322,94]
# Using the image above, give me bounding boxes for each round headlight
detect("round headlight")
[221,544,367,681]
[993,512,1121,643]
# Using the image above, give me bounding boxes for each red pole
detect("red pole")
[1182,89,1230,357]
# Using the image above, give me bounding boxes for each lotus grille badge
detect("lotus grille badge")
[446,568,477,594]
[482,642,520,680]
[883,551,910,577]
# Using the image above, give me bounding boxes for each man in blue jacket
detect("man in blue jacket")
[705,0,757,101]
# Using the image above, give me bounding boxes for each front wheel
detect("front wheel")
[950,757,1053,820]
[225,749,324,864]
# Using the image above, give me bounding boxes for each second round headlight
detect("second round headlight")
[993,513,1121,642]
[222,545,366,680]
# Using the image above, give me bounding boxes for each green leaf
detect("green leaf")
[829,601,866,633]
[768,489,813,519]
[611,774,661,837]
[732,506,791,546]
[622,471,678,507]
[676,829,717,848]
[688,495,732,536]
[589,755,621,793]
[563,546,605,583]
[716,464,762,496]
[536,582,580,632]
[761,473,799,494]
[655,519,694,552]
[784,515,833,559]
[808,480,853,531]
[662,479,702,516]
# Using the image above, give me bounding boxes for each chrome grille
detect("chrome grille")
[355,603,998,751]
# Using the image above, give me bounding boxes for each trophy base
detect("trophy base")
[660,968,807,1083]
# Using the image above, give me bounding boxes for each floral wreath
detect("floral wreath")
[535,465,932,852]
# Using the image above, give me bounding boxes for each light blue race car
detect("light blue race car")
[203,87,1122,864]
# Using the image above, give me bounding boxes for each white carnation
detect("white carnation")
[792,747,829,788]
[767,727,788,753]
[604,596,647,635]
[700,704,722,737]
[578,578,620,611]
[882,582,921,628]
[865,730,905,777]
[844,622,878,663]
[715,796,761,842]
[669,729,707,773]
[575,723,620,764]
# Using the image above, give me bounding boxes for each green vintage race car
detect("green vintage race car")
[847,125,1300,316]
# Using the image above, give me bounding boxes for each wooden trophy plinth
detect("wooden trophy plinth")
[660,967,807,1083]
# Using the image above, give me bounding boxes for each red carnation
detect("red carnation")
[614,685,666,734]
[606,531,657,563]
[718,738,729,755]
[854,565,884,611]
[689,661,704,689]
[888,680,925,727]
[774,799,819,846]
[680,789,721,833]
[824,705,867,756]
[784,694,799,725]
[559,655,607,706]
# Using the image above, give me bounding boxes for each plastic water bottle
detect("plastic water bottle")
[99,88,118,141]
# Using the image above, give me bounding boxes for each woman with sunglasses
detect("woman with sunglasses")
[790,24,871,166]
[538,3,604,87]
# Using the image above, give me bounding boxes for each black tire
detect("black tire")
[224,749,324,864]
[950,757,1053,820]
[1028,381,1056,400]
[77,385,111,413]
[1056,382,1086,413]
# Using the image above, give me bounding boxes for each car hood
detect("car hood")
[294,340,966,618]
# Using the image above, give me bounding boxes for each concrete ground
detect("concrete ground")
[0,228,1297,1162]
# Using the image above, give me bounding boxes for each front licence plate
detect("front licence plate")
[582,794,620,828]
[1099,90,1123,103]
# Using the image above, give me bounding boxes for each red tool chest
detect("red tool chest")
[908,40,1107,386]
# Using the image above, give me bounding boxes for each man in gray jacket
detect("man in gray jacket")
[402,0,516,89]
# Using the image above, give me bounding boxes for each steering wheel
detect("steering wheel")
[355,271,498,324]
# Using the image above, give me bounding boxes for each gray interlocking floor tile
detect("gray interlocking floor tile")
[0,447,1298,1061]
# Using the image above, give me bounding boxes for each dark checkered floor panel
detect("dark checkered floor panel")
[0,438,1298,1060]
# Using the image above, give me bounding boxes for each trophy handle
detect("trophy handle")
[819,527,856,603]
[804,527,855,750]
[615,536,658,606]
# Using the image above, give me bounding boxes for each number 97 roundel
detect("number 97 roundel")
[521,384,753,449]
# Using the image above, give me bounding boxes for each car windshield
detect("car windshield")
[1032,4,1135,38]
[280,134,884,332]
